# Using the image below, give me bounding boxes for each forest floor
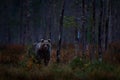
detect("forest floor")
[0,43,120,80]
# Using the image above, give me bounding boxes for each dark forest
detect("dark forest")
[0,0,120,80]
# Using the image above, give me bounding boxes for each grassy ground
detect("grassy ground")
[0,43,120,80]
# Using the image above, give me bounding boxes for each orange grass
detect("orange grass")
[0,42,120,80]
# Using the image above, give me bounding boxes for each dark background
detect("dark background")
[0,0,120,45]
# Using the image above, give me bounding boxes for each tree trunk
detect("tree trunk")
[105,0,110,50]
[81,0,86,59]
[98,0,103,62]
[19,0,24,44]
[56,0,65,63]
[47,0,52,39]
[90,0,96,62]
[74,24,80,57]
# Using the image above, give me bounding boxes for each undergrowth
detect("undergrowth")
[0,43,120,80]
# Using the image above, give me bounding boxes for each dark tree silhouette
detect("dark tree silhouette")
[47,0,52,39]
[98,0,103,62]
[56,0,65,63]
[90,0,96,62]
[105,0,111,50]
[81,0,86,59]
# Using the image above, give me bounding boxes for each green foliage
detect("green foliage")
[86,61,118,80]
[27,45,36,57]
[69,57,84,69]
[87,15,93,43]
[0,60,120,80]
[63,16,78,28]
[85,61,115,73]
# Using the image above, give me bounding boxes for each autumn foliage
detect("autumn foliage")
[0,42,120,80]
[0,44,27,64]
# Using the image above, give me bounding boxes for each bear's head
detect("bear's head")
[40,39,51,52]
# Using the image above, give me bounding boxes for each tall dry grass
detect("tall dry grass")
[0,44,27,64]
[0,42,120,80]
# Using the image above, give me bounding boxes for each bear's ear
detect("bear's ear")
[48,39,51,43]
[40,39,44,42]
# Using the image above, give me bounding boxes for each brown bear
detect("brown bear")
[35,39,51,66]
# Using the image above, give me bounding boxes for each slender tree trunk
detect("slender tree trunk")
[56,0,65,63]
[108,9,112,44]
[27,0,33,44]
[81,0,86,59]
[105,0,110,50]
[98,0,103,62]
[22,0,27,45]
[90,0,96,62]
[47,0,52,39]
[74,24,80,57]
[19,0,24,44]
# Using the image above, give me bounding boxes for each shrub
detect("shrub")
[69,57,84,69]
